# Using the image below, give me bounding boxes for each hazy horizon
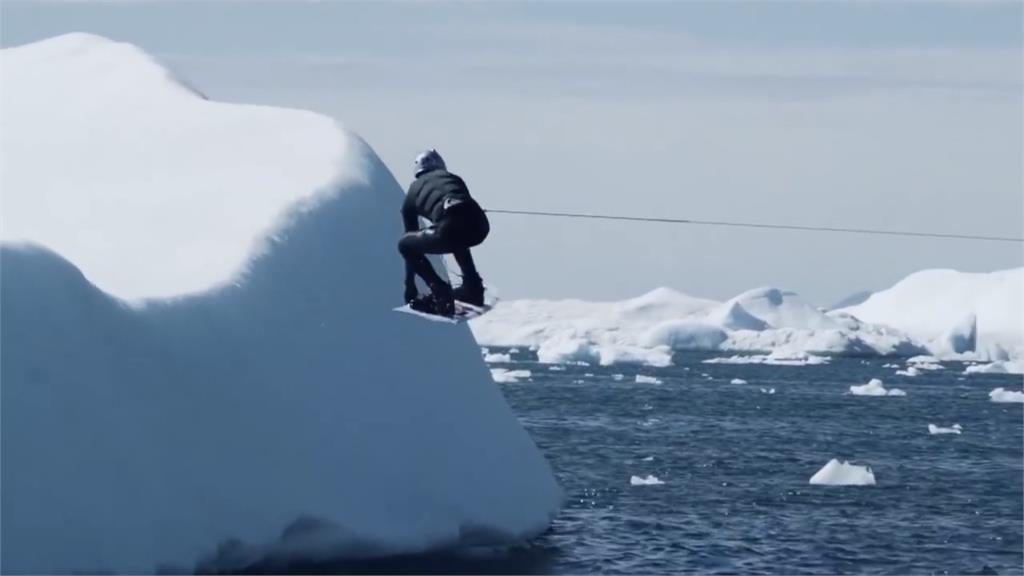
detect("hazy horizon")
[2,1,1021,305]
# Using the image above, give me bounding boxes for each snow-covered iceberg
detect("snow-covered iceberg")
[471,268,1022,365]
[840,268,1023,360]
[1,34,560,574]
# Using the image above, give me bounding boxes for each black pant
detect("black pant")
[398,202,490,293]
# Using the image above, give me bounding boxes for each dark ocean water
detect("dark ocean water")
[493,350,1023,575]
[294,350,1022,576]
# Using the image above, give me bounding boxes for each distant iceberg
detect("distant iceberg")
[471,269,1022,366]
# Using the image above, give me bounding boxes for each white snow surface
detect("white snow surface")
[849,378,906,397]
[1,35,560,574]
[809,459,877,486]
[989,388,1024,404]
[471,269,1022,365]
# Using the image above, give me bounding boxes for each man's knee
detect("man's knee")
[397,233,418,257]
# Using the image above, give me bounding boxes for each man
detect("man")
[398,149,490,316]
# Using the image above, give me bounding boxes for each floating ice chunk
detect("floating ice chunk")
[490,369,531,383]
[883,363,900,368]
[635,375,663,384]
[850,378,905,397]
[730,378,748,384]
[548,365,565,371]
[928,423,963,435]
[630,474,665,486]
[612,374,625,381]
[895,366,921,377]
[989,388,1024,403]
[966,361,1024,375]
[907,356,944,370]
[760,387,776,394]
[809,459,876,486]
[509,348,520,354]
[483,353,512,363]
[704,351,830,366]
[641,456,655,462]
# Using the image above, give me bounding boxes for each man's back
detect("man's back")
[403,170,473,225]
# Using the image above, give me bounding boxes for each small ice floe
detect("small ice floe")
[612,374,625,381]
[882,363,900,368]
[907,356,944,371]
[584,373,595,377]
[483,352,511,363]
[509,348,520,354]
[760,387,776,394]
[630,474,665,486]
[850,378,906,397]
[730,378,748,385]
[641,456,655,462]
[548,365,566,372]
[490,368,531,383]
[895,366,921,377]
[809,459,876,486]
[635,375,663,384]
[704,351,830,366]
[966,361,1024,375]
[989,388,1024,403]
[928,423,962,435]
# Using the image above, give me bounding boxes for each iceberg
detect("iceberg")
[1,34,559,573]
[809,459,876,486]
[840,268,1023,360]
[470,269,1021,365]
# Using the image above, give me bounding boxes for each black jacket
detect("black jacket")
[402,170,475,232]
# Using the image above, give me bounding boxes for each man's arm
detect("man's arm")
[401,190,420,233]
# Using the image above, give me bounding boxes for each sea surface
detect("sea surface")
[306,350,1022,575]
[494,350,1023,575]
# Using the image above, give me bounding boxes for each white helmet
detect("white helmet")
[414,148,446,177]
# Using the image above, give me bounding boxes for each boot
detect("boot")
[428,281,455,317]
[453,276,485,307]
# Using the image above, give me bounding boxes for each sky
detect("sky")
[2,1,1021,305]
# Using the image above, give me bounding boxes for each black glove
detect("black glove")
[404,283,418,304]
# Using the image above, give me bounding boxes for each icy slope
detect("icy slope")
[840,268,1023,359]
[1,34,559,574]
